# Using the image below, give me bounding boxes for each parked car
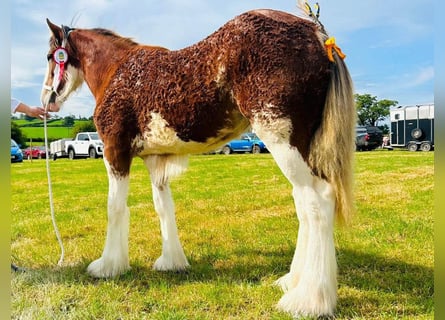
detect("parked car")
[355,126,383,151]
[221,133,268,154]
[10,139,23,163]
[23,146,49,160]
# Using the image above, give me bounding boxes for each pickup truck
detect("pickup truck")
[66,132,104,159]
[51,132,104,160]
[221,133,268,154]
[355,126,383,151]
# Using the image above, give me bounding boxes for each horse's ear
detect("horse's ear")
[46,18,62,44]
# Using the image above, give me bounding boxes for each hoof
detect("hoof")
[87,257,130,278]
[153,254,190,271]
[277,282,336,318]
[274,272,294,292]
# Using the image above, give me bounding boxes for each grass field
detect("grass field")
[12,119,92,141]
[11,150,434,319]
[18,126,74,141]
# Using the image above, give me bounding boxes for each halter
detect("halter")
[43,25,73,101]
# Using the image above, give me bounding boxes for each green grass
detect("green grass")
[18,126,74,141]
[11,150,434,319]
[12,119,92,140]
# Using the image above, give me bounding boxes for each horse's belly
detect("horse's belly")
[132,112,248,155]
[134,135,221,155]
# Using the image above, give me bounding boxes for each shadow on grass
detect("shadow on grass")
[335,248,433,317]
[14,247,433,317]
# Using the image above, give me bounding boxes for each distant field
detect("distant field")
[19,126,74,141]
[14,119,63,126]
[11,151,434,319]
[13,119,92,141]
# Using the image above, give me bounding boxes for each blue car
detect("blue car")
[221,133,268,154]
[11,139,23,163]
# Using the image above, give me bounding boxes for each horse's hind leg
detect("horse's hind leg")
[87,157,131,278]
[278,175,337,317]
[144,155,190,271]
[254,124,337,317]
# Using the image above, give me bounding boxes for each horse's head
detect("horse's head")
[41,19,84,112]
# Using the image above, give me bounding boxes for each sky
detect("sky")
[11,0,434,119]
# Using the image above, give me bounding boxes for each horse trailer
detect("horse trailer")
[390,104,434,151]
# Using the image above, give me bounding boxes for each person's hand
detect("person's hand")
[16,102,50,119]
[28,106,50,119]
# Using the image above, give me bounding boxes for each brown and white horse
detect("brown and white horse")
[41,5,355,318]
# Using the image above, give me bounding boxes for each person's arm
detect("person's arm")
[11,99,48,119]
[11,98,20,113]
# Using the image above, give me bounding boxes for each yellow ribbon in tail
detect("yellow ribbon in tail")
[325,37,346,62]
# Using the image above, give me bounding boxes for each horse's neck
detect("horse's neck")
[73,31,132,97]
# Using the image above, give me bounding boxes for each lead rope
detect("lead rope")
[42,25,72,266]
[44,109,65,266]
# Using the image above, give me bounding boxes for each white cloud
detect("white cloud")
[11,44,47,85]
[407,66,434,87]
[354,64,434,106]
[322,0,433,36]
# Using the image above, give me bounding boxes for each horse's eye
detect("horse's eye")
[47,53,52,61]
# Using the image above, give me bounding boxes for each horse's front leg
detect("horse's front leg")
[87,158,131,278]
[151,182,190,271]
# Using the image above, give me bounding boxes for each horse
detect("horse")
[41,4,355,318]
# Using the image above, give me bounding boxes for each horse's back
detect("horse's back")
[241,9,311,24]
[96,8,331,159]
